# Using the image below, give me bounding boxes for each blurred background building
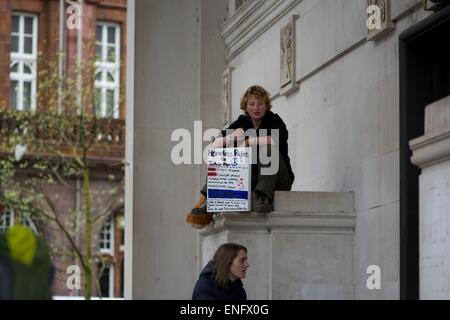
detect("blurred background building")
[0,0,127,298]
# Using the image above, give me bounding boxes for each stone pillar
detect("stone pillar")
[130,0,227,299]
[199,191,356,300]
[410,95,450,299]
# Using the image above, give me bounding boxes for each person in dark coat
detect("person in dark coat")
[187,85,295,229]
[192,243,249,300]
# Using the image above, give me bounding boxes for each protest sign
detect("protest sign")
[207,147,252,212]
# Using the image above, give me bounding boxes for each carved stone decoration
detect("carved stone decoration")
[366,0,395,41]
[280,15,299,96]
[221,67,233,126]
[423,0,450,12]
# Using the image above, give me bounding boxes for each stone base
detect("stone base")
[199,191,356,300]
[410,95,450,299]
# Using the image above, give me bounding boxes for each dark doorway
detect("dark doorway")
[399,5,450,300]
[98,262,112,298]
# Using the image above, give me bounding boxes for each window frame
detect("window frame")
[10,12,38,111]
[0,207,38,234]
[99,215,115,255]
[0,208,14,233]
[95,22,121,119]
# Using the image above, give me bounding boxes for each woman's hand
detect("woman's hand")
[210,129,246,148]
[243,136,274,146]
[211,137,225,148]
[230,128,245,140]
[224,128,245,147]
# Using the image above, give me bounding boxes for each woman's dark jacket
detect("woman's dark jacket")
[221,111,295,183]
[192,260,247,300]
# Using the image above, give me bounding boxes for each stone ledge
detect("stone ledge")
[199,191,356,299]
[410,131,450,168]
[200,191,356,236]
[410,95,450,168]
[272,191,355,213]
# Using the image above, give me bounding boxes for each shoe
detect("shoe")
[190,201,207,215]
[254,191,273,213]
[186,195,212,229]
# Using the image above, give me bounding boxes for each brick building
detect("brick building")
[0,0,127,298]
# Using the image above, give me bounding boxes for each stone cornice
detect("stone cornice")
[410,131,450,168]
[410,96,450,168]
[220,0,301,63]
[199,211,356,236]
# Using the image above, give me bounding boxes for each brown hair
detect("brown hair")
[240,85,272,115]
[213,243,247,289]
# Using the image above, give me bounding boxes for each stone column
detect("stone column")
[199,191,356,299]
[129,0,227,299]
[410,95,450,299]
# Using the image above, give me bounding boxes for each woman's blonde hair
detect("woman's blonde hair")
[213,243,247,289]
[240,85,272,115]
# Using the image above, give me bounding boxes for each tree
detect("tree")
[0,45,124,299]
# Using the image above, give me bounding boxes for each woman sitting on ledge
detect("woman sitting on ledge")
[187,85,295,228]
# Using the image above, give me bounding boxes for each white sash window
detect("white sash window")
[10,13,38,111]
[95,22,120,119]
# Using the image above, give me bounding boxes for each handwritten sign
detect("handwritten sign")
[207,147,252,212]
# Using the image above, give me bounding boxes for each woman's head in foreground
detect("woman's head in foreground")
[213,243,249,289]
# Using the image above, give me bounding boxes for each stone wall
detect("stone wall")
[222,0,430,299]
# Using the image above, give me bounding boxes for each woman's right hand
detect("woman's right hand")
[211,128,245,148]
[230,128,245,140]
[226,128,245,147]
[211,137,225,148]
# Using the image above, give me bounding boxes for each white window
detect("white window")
[0,208,38,234]
[22,213,38,233]
[95,22,120,119]
[10,13,38,111]
[0,209,14,233]
[99,216,114,254]
[98,215,115,298]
